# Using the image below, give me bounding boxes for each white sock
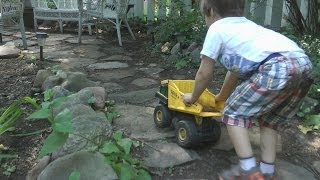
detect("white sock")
[260,161,275,174]
[240,157,256,171]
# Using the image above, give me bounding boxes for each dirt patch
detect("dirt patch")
[0,58,51,179]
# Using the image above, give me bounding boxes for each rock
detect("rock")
[56,58,98,72]
[161,42,171,54]
[249,126,282,153]
[38,151,117,180]
[45,50,76,60]
[171,42,181,55]
[143,143,200,168]
[137,67,164,78]
[52,88,94,116]
[131,78,158,88]
[167,53,181,63]
[148,63,157,67]
[65,38,106,45]
[109,88,158,105]
[82,87,106,110]
[172,74,187,80]
[300,96,319,112]
[103,83,124,93]
[212,125,282,152]
[26,156,51,180]
[42,75,64,91]
[33,70,54,89]
[190,47,201,63]
[88,62,129,70]
[276,159,316,180]
[313,161,320,173]
[0,45,20,59]
[68,104,96,118]
[52,113,112,159]
[90,70,135,82]
[61,72,97,92]
[114,104,174,141]
[102,55,133,61]
[52,86,72,99]
[212,125,234,151]
[187,42,198,52]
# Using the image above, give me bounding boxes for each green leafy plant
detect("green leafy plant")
[27,89,72,158]
[104,100,120,123]
[0,97,39,136]
[1,163,16,177]
[99,130,151,180]
[154,4,206,45]
[69,170,81,180]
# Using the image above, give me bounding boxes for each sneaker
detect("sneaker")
[218,164,264,180]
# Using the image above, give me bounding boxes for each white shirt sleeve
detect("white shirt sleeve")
[200,25,223,61]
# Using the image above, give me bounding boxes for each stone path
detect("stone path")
[1,32,318,179]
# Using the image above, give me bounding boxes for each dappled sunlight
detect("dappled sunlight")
[308,135,320,149]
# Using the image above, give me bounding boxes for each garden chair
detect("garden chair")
[31,0,80,33]
[81,0,136,46]
[0,0,27,49]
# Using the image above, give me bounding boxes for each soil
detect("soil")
[0,29,319,180]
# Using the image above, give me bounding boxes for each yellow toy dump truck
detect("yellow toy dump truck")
[154,80,224,148]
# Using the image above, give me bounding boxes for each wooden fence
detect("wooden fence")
[128,0,310,29]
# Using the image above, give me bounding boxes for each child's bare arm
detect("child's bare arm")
[183,56,215,104]
[216,71,238,101]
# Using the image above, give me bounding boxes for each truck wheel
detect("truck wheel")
[200,118,221,144]
[175,120,198,148]
[153,104,172,128]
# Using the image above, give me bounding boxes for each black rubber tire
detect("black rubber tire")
[200,118,221,144]
[153,104,172,128]
[175,120,199,148]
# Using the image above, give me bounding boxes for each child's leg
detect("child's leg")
[227,125,253,158]
[226,125,258,171]
[260,126,277,163]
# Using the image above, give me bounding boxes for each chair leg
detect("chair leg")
[0,20,3,43]
[116,18,122,46]
[59,20,63,33]
[19,16,28,49]
[88,24,92,35]
[78,19,82,44]
[34,17,38,32]
[124,19,135,40]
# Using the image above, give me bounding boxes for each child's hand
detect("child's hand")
[183,93,195,106]
[215,93,227,102]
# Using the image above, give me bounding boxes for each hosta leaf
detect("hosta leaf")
[306,115,320,126]
[41,101,51,109]
[69,170,80,180]
[120,163,133,180]
[99,141,120,154]
[136,169,152,180]
[38,131,68,158]
[44,89,54,101]
[53,109,73,133]
[51,97,68,108]
[27,109,50,120]
[118,138,133,155]
[113,131,122,141]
